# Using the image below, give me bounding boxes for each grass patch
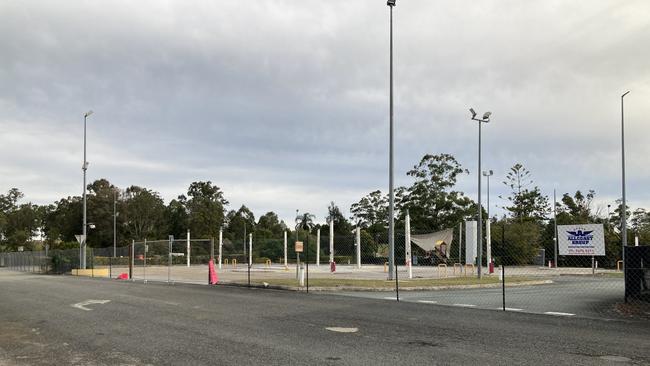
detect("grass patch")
[600,272,624,278]
[255,276,538,289]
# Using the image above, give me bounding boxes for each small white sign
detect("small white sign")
[558,224,605,256]
[75,235,86,244]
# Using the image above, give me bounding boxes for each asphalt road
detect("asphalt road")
[334,276,625,319]
[0,269,649,365]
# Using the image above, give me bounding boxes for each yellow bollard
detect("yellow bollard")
[265,259,272,268]
[617,260,623,271]
[232,259,237,269]
[384,262,389,273]
[453,263,463,275]
[224,258,229,266]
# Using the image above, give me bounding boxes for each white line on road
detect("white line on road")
[383,297,398,300]
[453,304,476,308]
[71,299,111,311]
[417,300,438,304]
[496,307,524,311]
[544,311,575,317]
[326,327,359,333]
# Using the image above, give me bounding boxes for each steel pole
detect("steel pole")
[477,121,483,279]
[113,190,117,258]
[553,189,558,268]
[387,2,395,281]
[621,91,630,268]
[81,114,88,269]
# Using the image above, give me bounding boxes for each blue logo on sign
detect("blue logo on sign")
[567,230,594,245]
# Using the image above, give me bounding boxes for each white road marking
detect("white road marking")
[544,311,575,317]
[71,299,111,311]
[326,327,359,333]
[417,300,438,304]
[453,304,476,308]
[497,307,524,311]
[383,297,398,300]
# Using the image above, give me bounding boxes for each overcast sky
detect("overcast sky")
[1,0,649,225]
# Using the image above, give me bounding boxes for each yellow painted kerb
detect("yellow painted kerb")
[70,269,110,277]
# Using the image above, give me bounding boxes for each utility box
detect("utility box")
[624,246,650,303]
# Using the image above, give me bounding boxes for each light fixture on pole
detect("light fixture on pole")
[621,90,630,269]
[470,108,491,279]
[386,0,396,281]
[81,110,93,269]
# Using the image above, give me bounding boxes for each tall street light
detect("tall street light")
[113,190,118,258]
[621,90,630,269]
[386,0,396,280]
[482,170,493,268]
[81,110,93,269]
[470,108,491,279]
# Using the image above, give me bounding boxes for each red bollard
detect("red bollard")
[330,261,336,273]
[489,261,494,274]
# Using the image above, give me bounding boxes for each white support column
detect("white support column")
[283,230,288,268]
[186,230,190,267]
[218,227,223,269]
[406,209,412,279]
[486,220,492,267]
[248,233,252,266]
[316,228,321,266]
[329,220,334,264]
[356,227,361,269]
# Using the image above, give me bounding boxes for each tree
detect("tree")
[325,202,352,236]
[399,154,474,232]
[42,196,82,248]
[350,190,387,234]
[122,186,166,240]
[184,181,228,238]
[225,205,256,243]
[501,163,549,222]
[256,211,286,239]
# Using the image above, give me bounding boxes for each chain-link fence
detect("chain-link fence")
[1,227,646,318]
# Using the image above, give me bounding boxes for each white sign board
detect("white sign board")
[558,224,605,256]
[465,221,477,264]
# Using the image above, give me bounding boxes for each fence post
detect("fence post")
[283,230,288,269]
[356,227,361,269]
[501,265,506,311]
[143,238,147,284]
[91,248,94,278]
[129,240,134,280]
[186,230,191,268]
[168,235,173,284]
[210,237,215,261]
[316,229,320,267]
[219,228,223,270]
[329,220,334,264]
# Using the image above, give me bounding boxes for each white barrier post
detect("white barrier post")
[248,233,252,266]
[356,227,361,269]
[316,228,321,266]
[486,220,492,269]
[218,227,223,269]
[406,209,412,279]
[283,230,288,268]
[186,229,190,268]
[329,219,334,264]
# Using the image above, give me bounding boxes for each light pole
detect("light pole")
[621,90,630,268]
[81,110,93,269]
[553,189,558,268]
[113,190,118,257]
[470,108,491,279]
[482,170,493,268]
[387,0,396,281]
